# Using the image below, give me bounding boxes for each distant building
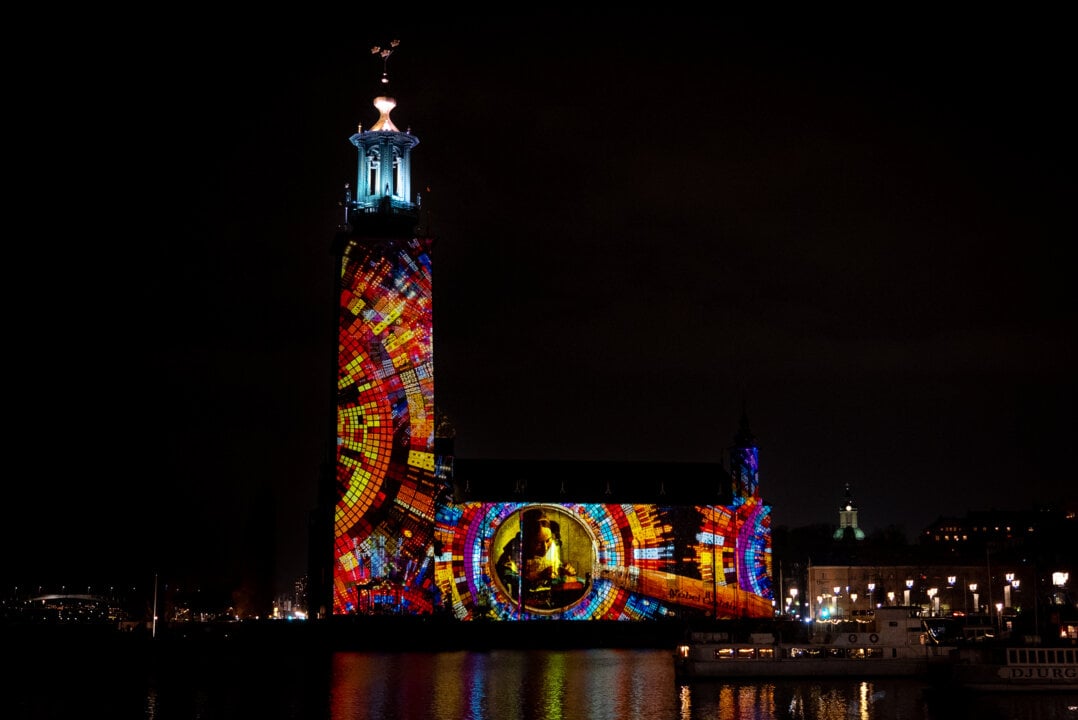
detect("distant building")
[920,506,1075,559]
[833,483,865,541]
[802,503,1078,641]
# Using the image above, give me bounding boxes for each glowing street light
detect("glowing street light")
[904,578,914,607]
[969,583,979,614]
[927,587,938,616]
[887,591,895,606]
[867,582,876,608]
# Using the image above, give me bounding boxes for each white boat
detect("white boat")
[937,642,1078,692]
[674,606,955,679]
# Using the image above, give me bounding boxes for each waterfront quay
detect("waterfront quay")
[3,614,689,653]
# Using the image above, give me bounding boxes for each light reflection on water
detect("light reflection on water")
[677,678,916,720]
[678,678,1078,720]
[329,651,849,720]
[330,649,681,720]
[328,650,1078,720]
[10,644,1078,719]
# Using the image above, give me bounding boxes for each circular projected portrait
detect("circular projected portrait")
[490,506,594,614]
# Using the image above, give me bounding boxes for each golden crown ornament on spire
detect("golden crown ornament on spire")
[370,39,401,83]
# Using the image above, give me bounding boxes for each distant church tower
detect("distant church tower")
[833,483,866,540]
[310,42,447,618]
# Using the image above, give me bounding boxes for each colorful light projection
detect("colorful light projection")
[433,500,773,621]
[328,236,774,620]
[733,444,760,500]
[332,236,444,615]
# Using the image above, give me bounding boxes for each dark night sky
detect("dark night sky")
[7,14,1074,597]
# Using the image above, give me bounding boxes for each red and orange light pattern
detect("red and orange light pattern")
[332,237,441,615]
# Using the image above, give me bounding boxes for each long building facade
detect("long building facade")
[311,56,773,623]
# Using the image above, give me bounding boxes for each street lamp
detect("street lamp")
[904,578,914,607]
[995,602,1004,634]
[867,582,876,608]
[927,587,938,616]
[1004,573,1015,608]
[850,592,858,614]
[969,583,979,614]
[887,591,895,606]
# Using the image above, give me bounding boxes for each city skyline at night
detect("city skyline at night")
[5,15,1073,603]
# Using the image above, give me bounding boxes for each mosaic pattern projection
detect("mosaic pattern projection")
[734,445,760,499]
[332,235,444,615]
[329,235,774,620]
[433,500,773,621]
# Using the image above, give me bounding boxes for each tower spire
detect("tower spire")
[729,406,760,501]
[369,39,402,131]
[371,38,400,85]
[733,400,755,448]
[342,38,419,236]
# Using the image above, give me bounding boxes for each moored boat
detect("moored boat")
[674,606,955,679]
[934,642,1078,692]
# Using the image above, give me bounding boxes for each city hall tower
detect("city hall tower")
[310,43,774,624]
[311,43,447,618]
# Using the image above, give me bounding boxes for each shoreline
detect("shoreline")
[3,616,689,653]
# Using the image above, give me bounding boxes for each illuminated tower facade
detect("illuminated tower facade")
[726,410,772,603]
[311,46,774,623]
[730,409,760,500]
[322,50,448,617]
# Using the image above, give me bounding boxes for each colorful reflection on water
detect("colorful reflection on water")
[677,677,1078,720]
[10,643,1078,719]
[327,650,1076,720]
[330,649,679,720]
[676,677,923,720]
